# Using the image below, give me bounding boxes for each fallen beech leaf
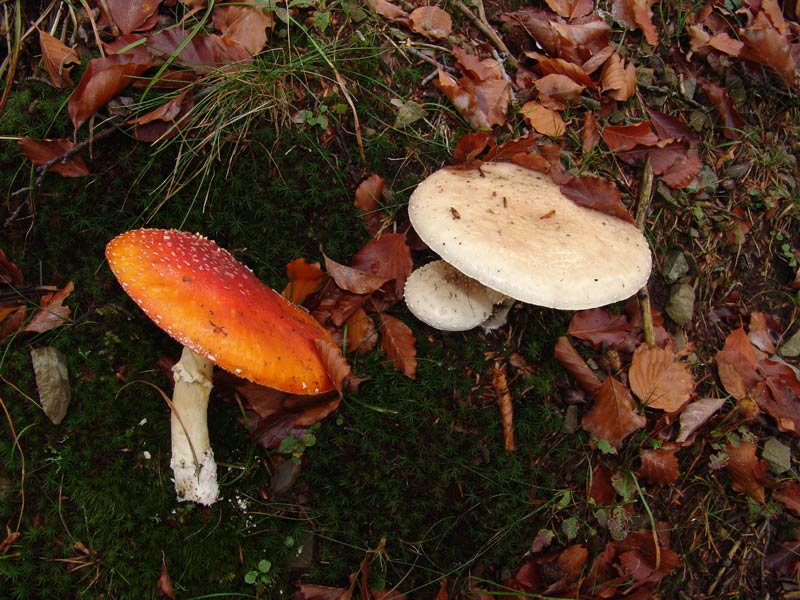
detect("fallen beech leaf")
[567,308,634,349]
[748,311,777,354]
[739,20,795,87]
[313,338,352,394]
[18,138,89,178]
[526,52,595,87]
[774,482,800,516]
[645,107,700,144]
[638,447,679,485]
[611,0,659,46]
[493,360,515,451]
[453,131,494,164]
[554,336,601,395]
[366,0,409,21]
[675,397,726,443]
[213,3,273,55]
[628,344,694,412]
[601,52,636,101]
[602,122,658,152]
[102,0,160,34]
[24,281,74,333]
[588,463,616,505]
[559,174,634,223]
[534,73,585,109]
[435,68,510,130]
[765,539,800,578]
[520,101,565,137]
[68,54,152,129]
[378,313,416,379]
[127,90,194,142]
[157,557,175,599]
[294,583,350,600]
[354,173,387,237]
[582,376,646,449]
[282,258,326,304]
[323,254,391,295]
[759,358,800,434]
[726,438,771,503]
[544,0,593,20]
[344,307,378,355]
[715,327,762,400]
[38,29,80,88]
[350,233,413,297]
[409,6,452,40]
[146,28,251,71]
[697,78,744,140]
[582,111,600,153]
[708,32,744,56]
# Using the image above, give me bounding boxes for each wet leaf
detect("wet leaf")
[146,28,250,71]
[588,463,616,505]
[726,438,771,503]
[68,54,152,130]
[294,583,350,600]
[602,122,658,152]
[638,447,679,485]
[582,376,646,449]
[554,336,601,395]
[409,6,452,40]
[344,308,378,355]
[282,258,326,304]
[378,313,416,379]
[102,0,160,34]
[628,344,694,412]
[675,397,726,443]
[127,90,194,142]
[18,138,89,178]
[38,29,80,88]
[559,173,633,222]
[351,233,413,297]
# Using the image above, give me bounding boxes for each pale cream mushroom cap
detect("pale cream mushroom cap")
[407,162,652,310]
[404,260,508,331]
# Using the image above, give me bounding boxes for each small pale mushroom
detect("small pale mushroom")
[106,229,334,505]
[403,259,510,331]
[406,161,652,314]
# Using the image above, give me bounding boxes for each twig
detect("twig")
[635,156,656,347]
[0,393,25,533]
[452,0,518,69]
[492,359,515,452]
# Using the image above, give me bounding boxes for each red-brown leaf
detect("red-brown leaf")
[611,0,659,46]
[554,336,601,395]
[715,327,762,400]
[354,173,387,237]
[582,111,600,153]
[409,6,452,40]
[378,314,416,379]
[520,101,565,137]
[739,18,796,87]
[68,54,152,129]
[581,376,646,449]
[726,439,771,503]
[212,3,273,55]
[157,557,175,599]
[37,29,80,88]
[146,28,250,71]
[759,358,800,434]
[675,397,726,443]
[23,281,74,334]
[560,174,633,222]
[567,308,633,349]
[344,307,378,355]
[628,344,694,412]
[351,233,413,297]
[102,0,160,34]
[543,0,593,20]
[453,131,494,164]
[18,138,89,178]
[602,121,658,152]
[600,52,636,101]
[638,447,679,485]
[313,338,351,394]
[697,78,744,140]
[324,254,391,295]
[588,463,617,505]
[774,483,800,516]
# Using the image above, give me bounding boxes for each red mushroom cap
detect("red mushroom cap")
[106,228,334,395]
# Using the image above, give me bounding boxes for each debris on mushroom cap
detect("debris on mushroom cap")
[404,259,508,331]
[408,162,652,310]
[106,228,334,395]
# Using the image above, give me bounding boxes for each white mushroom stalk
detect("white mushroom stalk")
[170,347,218,505]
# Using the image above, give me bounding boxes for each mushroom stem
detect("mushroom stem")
[170,346,218,505]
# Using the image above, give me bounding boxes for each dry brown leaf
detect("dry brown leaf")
[157,557,175,599]
[611,0,659,46]
[526,52,595,87]
[559,174,634,223]
[23,281,74,334]
[582,376,646,449]
[602,121,659,152]
[697,78,744,140]
[323,254,391,295]
[739,17,796,87]
[629,344,694,412]
[554,336,601,395]
[366,0,409,21]
[344,308,378,355]
[675,397,726,443]
[378,313,417,379]
[534,73,585,109]
[726,438,771,504]
[313,338,352,394]
[638,447,679,485]
[601,52,636,101]
[544,0,593,20]
[350,233,413,298]
[102,0,160,34]
[567,308,634,349]
[520,101,565,137]
[493,360,515,451]
[38,29,80,88]
[774,483,800,516]
[588,463,616,505]
[213,3,273,55]
[354,173,387,237]
[715,327,762,400]
[409,6,452,40]
[68,54,152,130]
[435,69,510,130]
[18,138,89,178]
[582,111,600,153]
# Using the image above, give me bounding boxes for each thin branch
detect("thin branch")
[636,156,656,347]
[452,0,518,69]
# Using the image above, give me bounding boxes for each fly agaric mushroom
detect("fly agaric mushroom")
[404,259,510,331]
[406,162,651,316]
[106,229,334,505]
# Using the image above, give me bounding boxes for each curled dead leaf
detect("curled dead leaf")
[628,344,694,412]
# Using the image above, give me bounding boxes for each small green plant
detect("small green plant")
[278,423,320,463]
[244,559,273,588]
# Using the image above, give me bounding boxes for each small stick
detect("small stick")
[493,359,515,451]
[452,0,518,69]
[635,156,656,347]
